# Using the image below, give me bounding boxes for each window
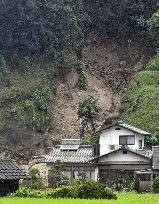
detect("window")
[139,140,142,149]
[115,127,121,130]
[119,135,135,145]
[73,171,95,180]
[123,150,127,154]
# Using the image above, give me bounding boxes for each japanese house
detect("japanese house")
[34,121,153,187]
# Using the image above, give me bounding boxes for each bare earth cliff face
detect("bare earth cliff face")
[47,34,150,144]
[2,35,151,160]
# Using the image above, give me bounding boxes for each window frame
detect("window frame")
[119,135,135,145]
[138,140,143,149]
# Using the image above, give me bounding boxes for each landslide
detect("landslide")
[0,34,151,161]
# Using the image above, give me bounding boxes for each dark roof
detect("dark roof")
[0,160,29,180]
[97,121,151,135]
[91,146,151,163]
[44,145,94,163]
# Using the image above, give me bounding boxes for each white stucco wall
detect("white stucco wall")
[99,126,145,156]
[98,149,149,163]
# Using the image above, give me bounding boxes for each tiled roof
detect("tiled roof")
[91,146,151,163]
[136,149,152,159]
[0,160,29,180]
[118,123,150,135]
[44,145,94,163]
[97,121,151,135]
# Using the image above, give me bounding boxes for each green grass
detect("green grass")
[0,193,159,204]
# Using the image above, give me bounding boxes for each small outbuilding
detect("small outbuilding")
[0,160,29,196]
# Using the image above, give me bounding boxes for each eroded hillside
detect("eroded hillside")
[0,34,152,161]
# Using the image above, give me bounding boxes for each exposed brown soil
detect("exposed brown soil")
[0,34,152,162]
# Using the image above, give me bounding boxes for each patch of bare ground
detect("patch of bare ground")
[48,70,120,141]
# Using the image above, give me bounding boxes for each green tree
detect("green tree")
[78,96,100,135]
[0,0,86,66]
[48,160,66,188]
[21,168,44,190]
[84,0,158,38]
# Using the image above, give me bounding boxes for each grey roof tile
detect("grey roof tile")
[97,121,151,135]
[44,145,94,163]
[119,123,151,135]
[0,160,29,180]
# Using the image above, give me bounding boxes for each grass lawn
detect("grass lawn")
[0,193,159,204]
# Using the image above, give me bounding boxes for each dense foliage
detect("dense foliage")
[0,68,54,132]
[0,0,158,65]
[120,5,159,144]
[14,180,117,200]
[78,97,100,135]
[84,0,158,38]
[146,52,159,71]
[153,176,159,193]
[21,168,44,190]
[0,0,86,64]
[76,60,87,90]
[120,70,159,145]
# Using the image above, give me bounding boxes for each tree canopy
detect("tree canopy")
[0,0,158,67]
[0,0,86,65]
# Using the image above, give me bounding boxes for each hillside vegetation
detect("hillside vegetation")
[121,70,159,144]
[120,2,159,143]
[1,1,159,158]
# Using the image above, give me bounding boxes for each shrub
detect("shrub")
[153,176,159,193]
[53,186,74,198]
[110,180,124,192]
[73,180,117,200]
[14,180,117,200]
[146,52,159,71]
[14,187,33,198]
[14,187,54,198]
[21,168,44,190]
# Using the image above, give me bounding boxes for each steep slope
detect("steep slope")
[46,34,152,146]
[0,34,151,160]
